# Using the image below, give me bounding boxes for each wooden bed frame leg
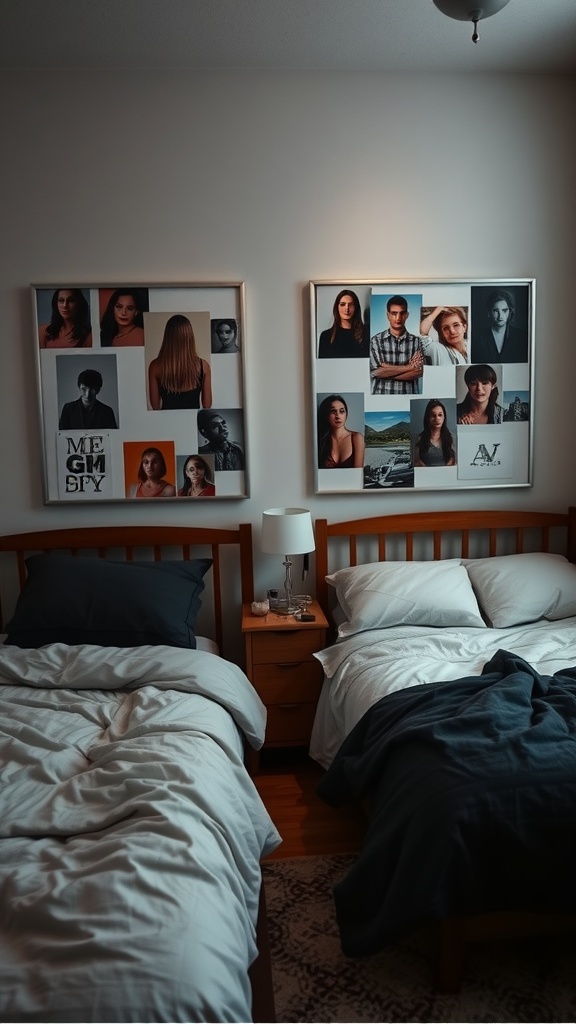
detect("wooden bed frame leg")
[435,919,463,993]
[249,878,276,1023]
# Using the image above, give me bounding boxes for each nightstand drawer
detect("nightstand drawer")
[265,702,318,745]
[253,663,323,703]
[250,628,325,664]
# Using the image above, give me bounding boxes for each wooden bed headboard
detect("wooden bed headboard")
[315,508,576,622]
[0,524,254,654]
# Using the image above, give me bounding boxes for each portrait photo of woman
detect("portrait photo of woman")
[420,305,468,365]
[211,319,239,354]
[38,288,92,349]
[177,454,216,497]
[457,363,504,424]
[100,288,149,347]
[318,289,368,359]
[128,445,176,498]
[317,393,365,469]
[413,398,456,467]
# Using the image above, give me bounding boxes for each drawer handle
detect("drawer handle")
[277,661,304,668]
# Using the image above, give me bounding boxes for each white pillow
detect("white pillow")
[464,552,576,628]
[326,558,486,638]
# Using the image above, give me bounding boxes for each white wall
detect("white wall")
[1,69,575,604]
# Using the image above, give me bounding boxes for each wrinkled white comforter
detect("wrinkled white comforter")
[0,643,281,1023]
[310,616,576,768]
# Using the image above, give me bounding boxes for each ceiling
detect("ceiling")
[1,0,576,75]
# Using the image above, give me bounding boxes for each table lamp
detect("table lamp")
[261,507,315,615]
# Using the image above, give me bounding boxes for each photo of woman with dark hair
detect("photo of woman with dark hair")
[38,289,92,348]
[457,364,503,424]
[148,314,212,410]
[100,288,148,347]
[414,399,456,467]
[178,454,216,497]
[318,289,368,358]
[317,394,365,468]
[211,319,239,353]
[472,288,528,363]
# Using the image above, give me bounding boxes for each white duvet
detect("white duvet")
[0,643,281,1023]
[310,616,576,769]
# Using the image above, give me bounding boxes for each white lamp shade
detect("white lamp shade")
[261,508,315,556]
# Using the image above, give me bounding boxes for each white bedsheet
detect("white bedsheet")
[0,643,282,1023]
[310,616,576,769]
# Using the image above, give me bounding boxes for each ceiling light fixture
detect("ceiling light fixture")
[432,0,512,44]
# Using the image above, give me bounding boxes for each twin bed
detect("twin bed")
[310,507,576,988]
[0,524,281,1023]
[3,508,576,1012]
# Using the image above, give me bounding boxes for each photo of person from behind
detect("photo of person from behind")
[457,364,503,424]
[38,288,92,349]
[148,314,212,410]
[317,394,365,469]
[129,447,176,498]
[178,454,216,497]
[370,295,423,394]
[58,368,118,430]
[413,399,456,467]
[100,288,148,347]
[318,289,368,358]
[420,306,468,365]
[472,288,529,363]
[197,409,244,471]
[211,319,239,354]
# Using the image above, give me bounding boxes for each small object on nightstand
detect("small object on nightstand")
[295,612,315,622]
[251,600,270,617]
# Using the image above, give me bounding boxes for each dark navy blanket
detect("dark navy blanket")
[317,650,576,956]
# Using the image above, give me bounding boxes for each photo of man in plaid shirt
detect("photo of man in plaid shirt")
[369,294,423,395]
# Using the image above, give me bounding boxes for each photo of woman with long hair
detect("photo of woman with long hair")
[100,288,148,347]
[414,399,456,467]
[38,288,92,348]
[317,394,365,468]
[148,314,212,410]
[318,289,368,358]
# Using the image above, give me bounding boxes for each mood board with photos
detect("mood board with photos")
[311,279,534,495]
[33,283,248,502]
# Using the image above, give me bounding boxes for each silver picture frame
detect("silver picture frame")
[33,281,249,502]
[310,278,535,494]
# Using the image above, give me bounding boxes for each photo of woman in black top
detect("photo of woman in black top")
[148,314,212,410]
[318,289,368,358]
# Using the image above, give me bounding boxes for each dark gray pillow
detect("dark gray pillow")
[4,554,212,649]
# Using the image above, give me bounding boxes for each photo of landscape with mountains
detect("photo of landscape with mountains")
[364,414,414,488]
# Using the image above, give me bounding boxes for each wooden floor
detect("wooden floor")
[253,747,367,860]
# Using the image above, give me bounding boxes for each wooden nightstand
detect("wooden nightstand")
[242,600,328,771]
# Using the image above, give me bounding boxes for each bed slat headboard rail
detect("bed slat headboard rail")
[316,509,576,621]
[0,524,254,652]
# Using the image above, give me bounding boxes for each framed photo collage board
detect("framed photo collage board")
[33,283,247,503]
[311,278,534,494]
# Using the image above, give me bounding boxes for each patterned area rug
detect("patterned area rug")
[262,853,576,1023]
